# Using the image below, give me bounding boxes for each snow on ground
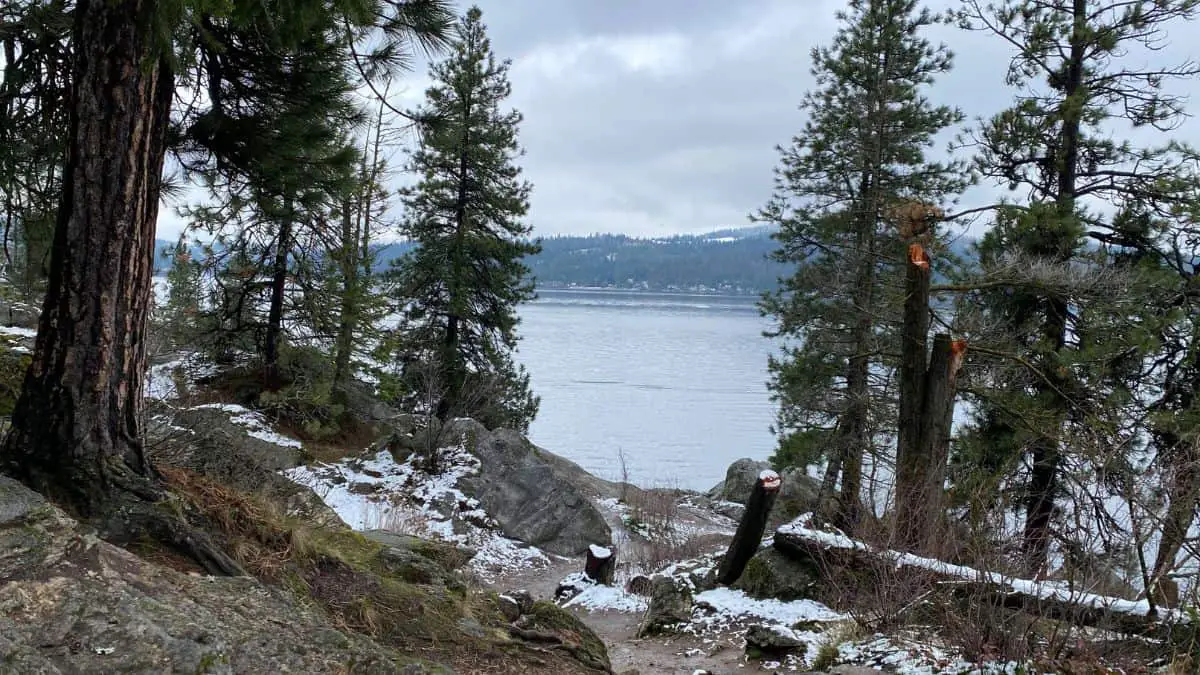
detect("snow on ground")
[778,514,1183,622]
[838,635,1026,675]
[558,572,650,613]
[284,440,550,582]
[145,353,219,402]
[191,402,303,448]
[0,325,36,339]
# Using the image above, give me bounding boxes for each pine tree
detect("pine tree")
[756,0,965,532]
[0,0,70,301]
[383,6,540,436]
[956,0,1200,573]
[0,0,454,573]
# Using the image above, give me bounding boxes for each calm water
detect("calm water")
[516,288,778,491]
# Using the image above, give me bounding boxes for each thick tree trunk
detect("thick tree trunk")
[915,333,963,552]
[895,242,932,548]
[264,213,293,379]
[718,470,782,585]
[0,0,240,576]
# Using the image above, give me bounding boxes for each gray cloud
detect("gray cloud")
[156,0,1200,242]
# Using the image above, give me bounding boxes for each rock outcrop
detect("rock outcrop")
[148,408,341,528]
[447,419,612,556]
[0,476,446,674]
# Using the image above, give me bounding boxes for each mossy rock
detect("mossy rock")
[733,548,820,601]
[523,601,611,672]
[0,349,31,416]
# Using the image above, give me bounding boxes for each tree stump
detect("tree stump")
[717,470,782,585]
[584,544,616,585]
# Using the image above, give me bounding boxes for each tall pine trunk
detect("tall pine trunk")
[1022,0,1086,573]
[0,0,241,576]
[333,203,358,387]
[0,0,171,512]
[437,92,472,422]
[264,213,293,380]
[895,241,932,548]
[836,203,878,531]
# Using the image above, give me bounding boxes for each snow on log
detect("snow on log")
[772,519,1187,640]
[717,470,781,585]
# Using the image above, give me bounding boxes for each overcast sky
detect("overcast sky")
[156,0,1200,242]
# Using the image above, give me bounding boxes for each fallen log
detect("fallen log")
[772,526,1187,642]
[717,470,781,585]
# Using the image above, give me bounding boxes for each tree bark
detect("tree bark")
[718,471,782,585]
[0,0,240,577]
[264,211,293,380]
[915,333,963,552]
[1022,0,1086,575]
[895,242,932,548]
[333,201,358,388]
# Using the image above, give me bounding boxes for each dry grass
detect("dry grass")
[156,466,608,674]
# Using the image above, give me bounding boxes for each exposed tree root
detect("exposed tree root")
[94,466,246,577]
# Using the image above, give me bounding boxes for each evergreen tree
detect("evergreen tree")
[0,0,70,301]
[382,6,540,435]
[955,0,1200,573]
[0,0,454,573]
[755,0,965,531]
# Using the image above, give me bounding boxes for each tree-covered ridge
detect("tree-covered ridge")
[155,225,980,294]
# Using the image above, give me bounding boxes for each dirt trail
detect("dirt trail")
[481,553,761,675]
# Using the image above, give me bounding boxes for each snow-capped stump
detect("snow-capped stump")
[717,469,782,585]
[584,543,616,585]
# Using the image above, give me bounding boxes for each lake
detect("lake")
[516,288,779,492]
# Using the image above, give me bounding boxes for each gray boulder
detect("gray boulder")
[708,458,772,503]
[637,576,694,637]
[450,419,611,556]
[171,407,304,471]
[745,624,807,653]
[770,466,821,528]
[0,476,442,674]
[732,548,820,601]
[708,458,821,529]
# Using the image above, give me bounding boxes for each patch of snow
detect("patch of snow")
[190,403,302,449]
[562,582,648,614]
[692,587,843,627]
[284,440,550,582]
[144,353,218,402]
[589,544,612,559]
[838,634,1027,675]
[0,325,36,338]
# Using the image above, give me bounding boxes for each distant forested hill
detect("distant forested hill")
[524,226,784,294]
[156,225,977,295]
